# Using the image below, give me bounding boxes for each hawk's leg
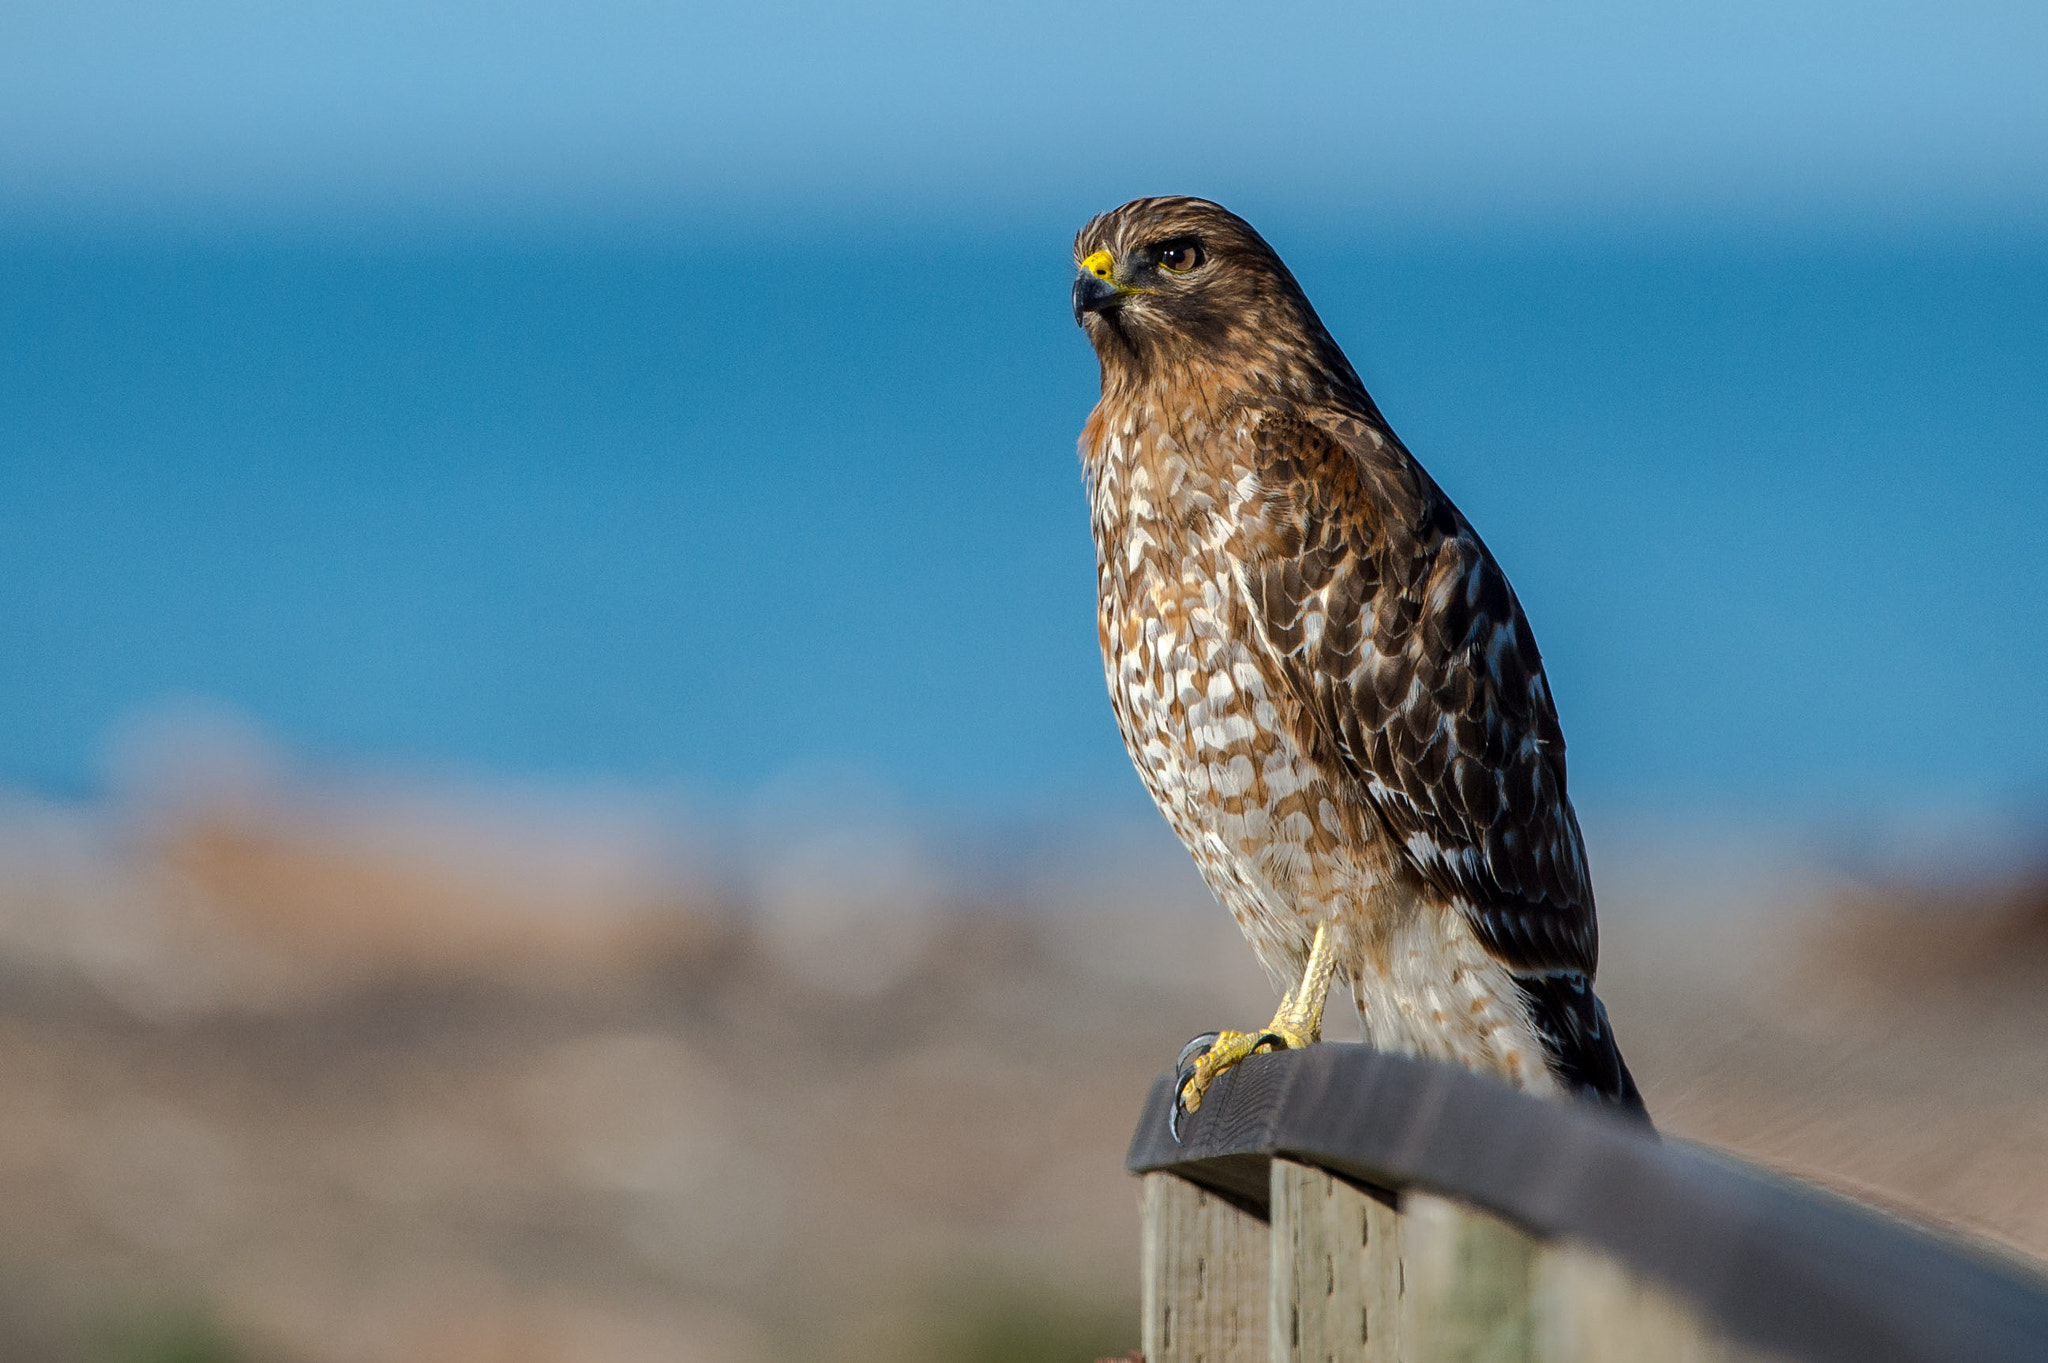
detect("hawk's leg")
[1172,920,1339,1138]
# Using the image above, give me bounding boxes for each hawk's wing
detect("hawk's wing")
[1240,407,1641,1112]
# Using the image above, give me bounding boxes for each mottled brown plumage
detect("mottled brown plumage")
[1072,196,1642,1116]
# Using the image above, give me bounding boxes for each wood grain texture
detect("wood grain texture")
[1143,1172,1270,1363]
[1270,1159,1399,1363]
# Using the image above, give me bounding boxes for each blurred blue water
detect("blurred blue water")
[1,226,2043,816]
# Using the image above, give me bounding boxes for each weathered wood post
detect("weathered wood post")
[1144,1163,1752,1363]
[1130,1045,2048,1363]
[1141,1173,1268,1362]
[1268,1159,1399,1362]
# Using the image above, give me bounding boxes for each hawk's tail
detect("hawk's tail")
[1514,972,1651,1126]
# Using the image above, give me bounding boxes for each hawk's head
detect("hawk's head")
[1072,196,1357,399]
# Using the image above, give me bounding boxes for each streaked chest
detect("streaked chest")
[1083,403,1339,876]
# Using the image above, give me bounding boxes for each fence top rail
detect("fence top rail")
[1126,1043,2048,1363]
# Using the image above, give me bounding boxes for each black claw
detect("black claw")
[1250,1031,1288,1054]
[1169,1032,1221,1143]
[1176,1032,1221,1071]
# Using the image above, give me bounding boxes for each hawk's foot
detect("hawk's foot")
[1171,1023,1310,1137]
[1170,922,1339,1141]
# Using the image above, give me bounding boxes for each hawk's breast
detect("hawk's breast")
[1084,409,1383,976]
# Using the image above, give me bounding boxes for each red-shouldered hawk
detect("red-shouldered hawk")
[1071,197,1645,1131]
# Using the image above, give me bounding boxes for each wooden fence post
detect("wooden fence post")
[1129,1046,2048,1363]
[1395,1191,1540,1363]
[1266,1172,1764,1363]
[1142,1172,1270,1363]
[1269,1159,1400,1362]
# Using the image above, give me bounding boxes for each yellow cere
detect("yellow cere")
[1081,250,1115,281]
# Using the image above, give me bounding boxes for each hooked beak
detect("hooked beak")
[1072,248,1126,324]
[1073,272,1120,322]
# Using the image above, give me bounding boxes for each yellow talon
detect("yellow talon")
[1173,922,1340,1134]
[1178,1025,1304,1115]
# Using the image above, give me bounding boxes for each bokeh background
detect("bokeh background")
[2,3,2046,1360]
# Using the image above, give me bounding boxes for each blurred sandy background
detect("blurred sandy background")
[1,719,2043,1363]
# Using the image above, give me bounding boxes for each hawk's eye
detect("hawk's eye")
[1156,241,1205,274]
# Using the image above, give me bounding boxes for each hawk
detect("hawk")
[1070,197,1645,1129]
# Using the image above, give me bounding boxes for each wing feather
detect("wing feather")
[1236,409,1654,1113]
[1241,409,1597,976]
[1228,403,1646,1113]
[1240,409,1643,1115]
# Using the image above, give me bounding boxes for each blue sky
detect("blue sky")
[0,2,2044,826]
[3,1,2045,231]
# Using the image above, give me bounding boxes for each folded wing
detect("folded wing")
[1241,408,1643,1114]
